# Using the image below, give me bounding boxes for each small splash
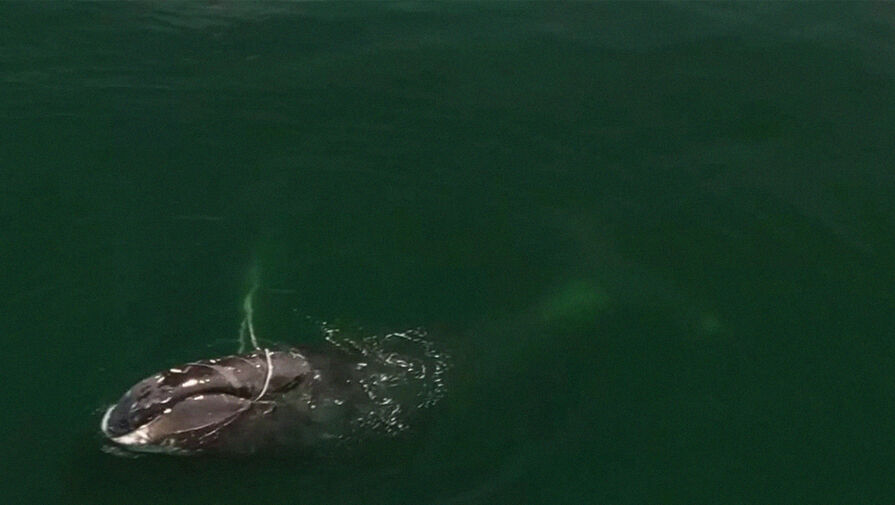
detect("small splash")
[320,322,451,436]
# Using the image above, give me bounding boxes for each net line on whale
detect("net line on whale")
[189,272,275,447]
[237,273,274,401]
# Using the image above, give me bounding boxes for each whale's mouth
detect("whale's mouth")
[98,350,313,453]
[99,354,282,442]
[102,392,255,451]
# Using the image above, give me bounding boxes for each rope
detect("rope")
[238,265,273,401]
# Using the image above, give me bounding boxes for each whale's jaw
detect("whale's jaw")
[99,349,312,455]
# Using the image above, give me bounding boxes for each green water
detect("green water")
[4,2,895,503]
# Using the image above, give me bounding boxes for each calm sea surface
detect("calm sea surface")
[3,2,895,503]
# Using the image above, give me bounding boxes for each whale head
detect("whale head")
[101,351,311,454]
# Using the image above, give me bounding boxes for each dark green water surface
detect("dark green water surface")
[3,2,895,503]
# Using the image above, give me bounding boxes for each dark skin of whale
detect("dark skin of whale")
[102,347,376,454]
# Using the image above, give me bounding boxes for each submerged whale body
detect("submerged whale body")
[101,336,446,455]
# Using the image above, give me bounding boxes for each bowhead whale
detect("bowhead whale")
[101,335,445,455]
[101,272,447,455]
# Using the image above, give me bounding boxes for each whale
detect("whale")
[100,270,448,455]
[101,346,394,455]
